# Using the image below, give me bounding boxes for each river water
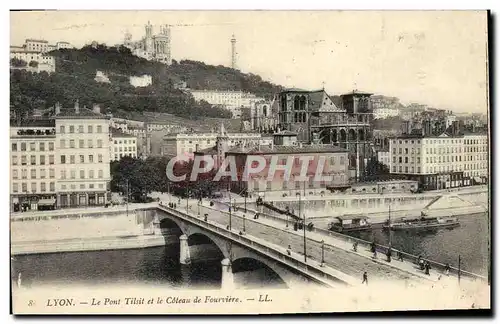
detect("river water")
[348,213,490,276]
[11,213,489,288]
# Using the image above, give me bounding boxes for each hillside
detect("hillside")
[10,44,284,122]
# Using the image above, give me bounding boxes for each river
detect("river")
[348,213,489,276]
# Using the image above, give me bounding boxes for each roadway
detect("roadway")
[179,199,432,285]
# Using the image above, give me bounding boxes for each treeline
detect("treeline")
[110,156,223,202]
[10,44,283,121]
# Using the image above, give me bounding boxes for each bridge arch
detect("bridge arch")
[232,257,287,289]
[186,231,229,260]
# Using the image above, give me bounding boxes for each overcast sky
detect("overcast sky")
[10,10,488,113]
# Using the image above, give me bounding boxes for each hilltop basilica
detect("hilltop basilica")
[123,21,172,65]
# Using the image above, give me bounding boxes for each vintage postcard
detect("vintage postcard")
[9,10,491,315]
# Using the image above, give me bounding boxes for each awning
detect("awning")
[38,198,56,206]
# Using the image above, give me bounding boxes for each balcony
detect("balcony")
[15,129,56,137]
[310,115,371,128]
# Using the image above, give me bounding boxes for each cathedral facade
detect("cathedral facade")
[123,21,172,65]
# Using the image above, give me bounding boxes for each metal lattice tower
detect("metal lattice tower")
[231,34,236,69]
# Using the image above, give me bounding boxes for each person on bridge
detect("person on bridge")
[353,242,358,252]
[424,261,431,275]
[386,247,392,263]
[397,251,404,262]
[444,263,451,276]
[362,271,368,285]
[286,245,292,256]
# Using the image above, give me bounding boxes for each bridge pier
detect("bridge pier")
[221,258,234,290]
[179,234,191,265]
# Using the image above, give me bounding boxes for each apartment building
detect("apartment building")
[110,130,138,161]
[389,132,488,190]
[10,101,112,211]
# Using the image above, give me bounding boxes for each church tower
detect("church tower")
[145,21,154,53]
[216,123,229,169]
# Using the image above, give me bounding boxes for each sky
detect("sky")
[10,10,489,113]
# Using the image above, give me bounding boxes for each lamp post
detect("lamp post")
[244,193,247,213]
[197,195,201,217]
[321,240,325,267]
[243,213,246,232]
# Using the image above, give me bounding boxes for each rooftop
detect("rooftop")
[55,107,109,120]
[10,119,55,128]
[227,144,348,155]
[25,39,49,43]
[340,89,374,97]
[111,129,136,138]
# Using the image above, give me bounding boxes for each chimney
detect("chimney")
[74,99,80,114]
[55,102,61,115]
[93,104,101,114]
[195,144,200,152]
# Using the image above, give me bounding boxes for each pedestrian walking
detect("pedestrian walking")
[386,247,392,263]
[444,263,450,276]
[425,262,431,275]
[353,242,358,252]
[362,271,368,285]
[286,244,292,256]
[398,251,404,262]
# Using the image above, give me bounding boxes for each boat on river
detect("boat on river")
[328,215,372,233]
[383,215,460,231]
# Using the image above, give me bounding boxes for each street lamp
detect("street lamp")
[244,192,247,213]
[321,240,325,267]
[243,213,246,232]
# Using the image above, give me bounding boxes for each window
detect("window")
[40,169,46,179]
[78,125,84,133]
[88,125,93,133]
[404,148,408,154]
[80,184,85,189]
[89,184,94,189]
[69,126,74,133]
[89,170,94,178]
[392,156,396,163]
[12,156,18,165]
[49,142,54,151]
[22,169,27,179]
[13,170,18,179]
[49,169,55,178]
[13,183,18,193]
[40,155,45,165]
[60,139,66,149]
[398,157,402,163]
[89,155,94,163]
[417,157,420,163]
[399,148,402,154]
[80,170,85,179]
[69,140,75,148]
[41,182,46,192]
[29,142,35,151]
[98,154,103,163]
[97,125,102,133]
[21,143,26,151]
[39,143,45,151]
[79,140,84,148]
[88,139,93,148]
[30,155,36,165]
[61,170,66,179]
[70,155,75,164]
[339,156,345,165]
[60,155,66,164]
[22,183,27,192]
[97,139,103,148]
[80,155,85,163]
[50,182,55,192]
[98,170,103,178]
[70,170,75,179]
[392,148,396,154]
[31,182,36,192]
[12,143,17,151]
[405,166,408,173]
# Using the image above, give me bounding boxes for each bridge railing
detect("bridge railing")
[158,203,351,287]
[220,202,486,282]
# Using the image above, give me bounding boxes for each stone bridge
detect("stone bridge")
[154,204,352,290]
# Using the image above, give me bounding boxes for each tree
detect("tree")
[364,157,390,180]
[10,58,27,67]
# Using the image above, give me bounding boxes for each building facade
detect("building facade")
[110,131,138,161]
[277,88,374,181]
[55,102,111,208]
[10,102,112,211]
[389,132,488,190]
[10,121,57,212]
[189,90,266,119]
[162,128,273,158]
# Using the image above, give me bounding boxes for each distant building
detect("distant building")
[377,150,390,167]
[110,130,138,161]
[10,50,56,73]
[56,41,72,50]
[371,95,402,119]
[189,90,266,119]
[94,71,111,83]
[162,124,272,158]
[129,75,152,88]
